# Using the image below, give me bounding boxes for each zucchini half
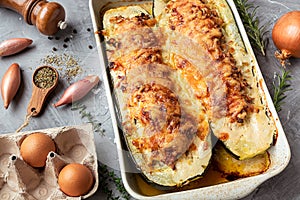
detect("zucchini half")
[212,142,270,179]
[102,6,212,187]
[155,0,276,160]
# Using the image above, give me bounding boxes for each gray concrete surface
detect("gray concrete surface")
[0,0,300,199]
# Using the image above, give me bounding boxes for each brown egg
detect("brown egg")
[58,163,94,197]
[20,132,56,168]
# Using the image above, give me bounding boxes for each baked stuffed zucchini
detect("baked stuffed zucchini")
[101,0,277,188]
[155,0,276,160]
[102,6,212,187]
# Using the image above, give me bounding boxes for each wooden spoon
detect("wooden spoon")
[27,66,59,116]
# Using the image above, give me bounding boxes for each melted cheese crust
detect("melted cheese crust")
[158,0,276,160]
[102,0,277,187]
[103,6,211,186]
[161,0,250,123]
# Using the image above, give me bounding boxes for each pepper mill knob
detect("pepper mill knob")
[30,1,66,35]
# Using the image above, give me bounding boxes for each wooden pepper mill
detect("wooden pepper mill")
[0,0,67,35]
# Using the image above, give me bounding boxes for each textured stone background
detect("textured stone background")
[0,0,300,199]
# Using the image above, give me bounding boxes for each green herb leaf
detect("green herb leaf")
[99,164,131,200]
[233,0,268,56]
[71,102,104,135]
[72,103,130,199]
[272,70,292,112]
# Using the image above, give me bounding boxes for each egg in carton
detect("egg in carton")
[0,124,99,199]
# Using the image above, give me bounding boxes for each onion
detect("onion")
[272,11,300,65]
[0,38,32,57]
[53,75,100,107]
[1,63,21,109]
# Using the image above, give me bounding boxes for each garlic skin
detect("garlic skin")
[54,75,100,107]
[1,63,21,109]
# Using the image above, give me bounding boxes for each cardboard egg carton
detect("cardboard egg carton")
[0,124,98,200]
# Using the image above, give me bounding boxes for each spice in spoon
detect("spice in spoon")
[34,67,57,89]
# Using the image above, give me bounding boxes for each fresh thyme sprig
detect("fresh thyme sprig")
[99,164,131,200]
[272,70,292,112]
[233,0,268,56]
[71,102,104,135]
[71,102,130,199]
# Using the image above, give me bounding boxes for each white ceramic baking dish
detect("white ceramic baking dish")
[89,0,291,199]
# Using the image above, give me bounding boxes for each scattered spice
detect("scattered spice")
[64,37,70,43]
[34,67,57,89]
[41,53,83,82]
[63,44,68,48]
[88,45,93,49]
[48,36,53,40]
[87,28,91,32]
[55,36,60,40]
[73,29,78,34]
[52,47,57,51]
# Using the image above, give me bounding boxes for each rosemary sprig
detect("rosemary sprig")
[233,0,268,56]
[272,70,292,112]
[233,0,293,111]
[99,164,131,200]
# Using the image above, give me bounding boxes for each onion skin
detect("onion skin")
[1,63,21,109]
[54,75,100,107]
[0,38,33,57]
[272,11,300,62]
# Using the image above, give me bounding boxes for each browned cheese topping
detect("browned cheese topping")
[102,13,156,37]
[165,0,252,123]
[105,12,207,167]
[129,83,197,166]
[110,56,200,167]
[103,0,260,167]
[172,54,210,111]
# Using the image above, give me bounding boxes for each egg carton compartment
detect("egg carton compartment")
[0,124,98,200]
